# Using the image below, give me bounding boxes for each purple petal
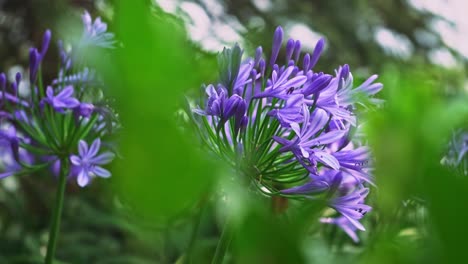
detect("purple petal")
[70,155,82,166]
[40,30,52,58]
[302,74,332,96]
[205,84,217,97]
[341,214,366,231]
[293,40,302,62]
[192,108,207,116]
[46,86,54,98]
[56,86,74,99]
[60,98,80,108]
[270,26,284,66]
[88,138,101,158]
[254,46,263,66]
[285,39,295,62]
[290,122,301,136]
[78,140,89,157]
[91,152,115,165]
[275,66,294,85]
[82,11,92,28]
[305,130,347,147]
[93,166,111,178]
[313,150,340,170]
[282,179,329,194]
[303,53,311,71]
[0,171,15,179]
[310,38,325,69]
[302,108,329,139]
[281,75,308,90]
[77,169,90,187]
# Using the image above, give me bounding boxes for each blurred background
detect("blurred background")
[0,0,467,263]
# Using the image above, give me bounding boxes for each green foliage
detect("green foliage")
[108,1,219,220]
[363,64,468,263]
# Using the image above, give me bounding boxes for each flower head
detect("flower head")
[443,130,468,175]
[0,12,119,188]
[81,11,116,48]
[189,26,381,237]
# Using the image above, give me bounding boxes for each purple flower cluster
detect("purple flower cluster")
[443,130,468,176]
[81,11,116,49]
[191,26,382,241]
[0,11,117,187]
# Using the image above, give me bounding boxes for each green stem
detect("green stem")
[186,198,207,263]
[44,157,69,264]
[211,216,233,264]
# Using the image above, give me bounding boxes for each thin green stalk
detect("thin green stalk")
[211,216,234,264]
[44,157,69,264]
[186,198,208,263]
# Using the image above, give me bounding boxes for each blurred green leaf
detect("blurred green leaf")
[108,1,218,221]
[364,64,468,263]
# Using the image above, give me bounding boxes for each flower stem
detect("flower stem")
[44,157,68,264]
[186,197,208,263]
[211,216,233,264]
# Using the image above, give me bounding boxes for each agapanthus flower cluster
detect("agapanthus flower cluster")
[442,130,468,176]
[190,26,383,241]
[0,11,118,187]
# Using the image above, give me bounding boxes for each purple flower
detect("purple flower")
[309,38,325,70]
[274,106,346,169]
[81,11,116,48]
[320,216,360,243]
[228,95,247,133]
[41,86,80,113]
[254,46,263,66]
[329,188,371,231]
[282,171,342,195]
[299,72,333,97]
[0,89,27,107]
[29,48,41,82]
[40,30,52,58]
[333,146,375,185]
[233,59,257,96]
[58,40,72,72]
[268,94,304,127]
[77,103,95,117]
[29,30,51,82]
[0,125,29,179]
[0,125,20,162]
[269,27,284,66]
[443,130,468,175]
[335,66,383,107]
[193,85,247,131]
[194,85,226,117]
[253,66,307,99]
[70,138,115,187]
[285,38,295,63]
[293,40,302,63]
